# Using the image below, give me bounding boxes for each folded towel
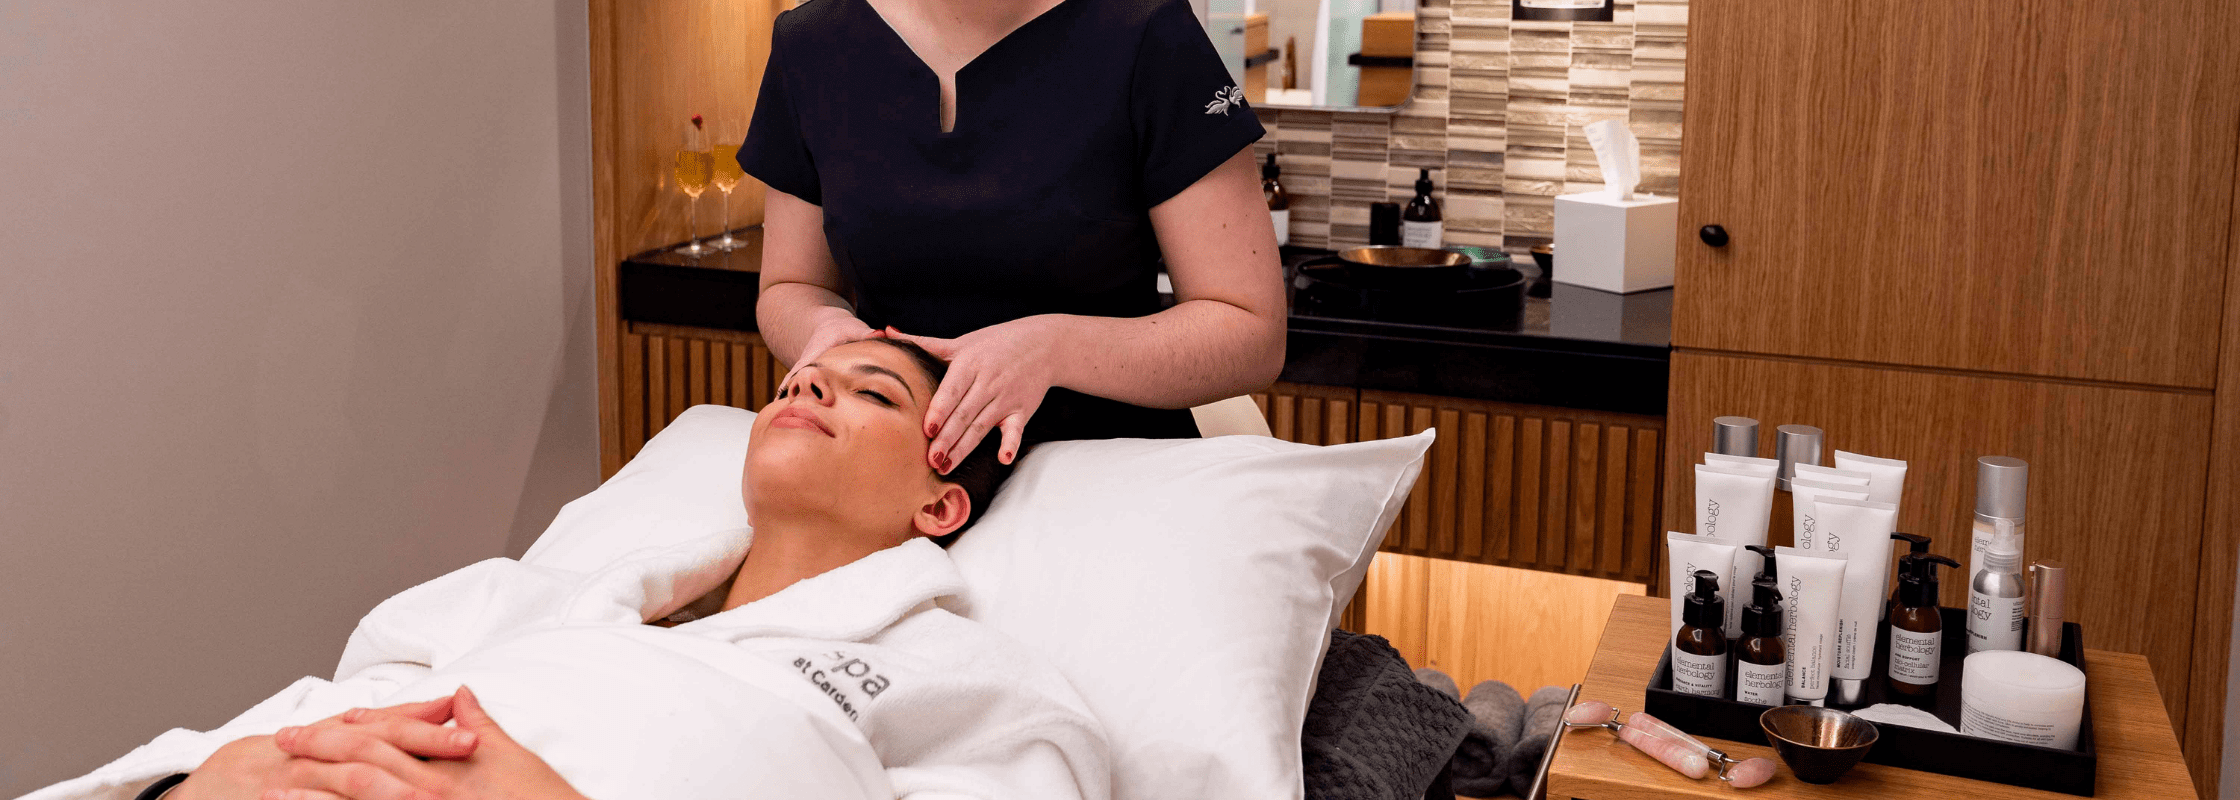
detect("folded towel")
[1506,686,1572,796]
[1448,680,1523,797]
[1413,668,1460,700]
[1304,632,1473,800]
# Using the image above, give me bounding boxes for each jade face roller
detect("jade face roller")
[1563,700,1777,788]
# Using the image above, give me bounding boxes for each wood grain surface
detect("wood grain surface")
[1662,350,2213,748]
[593,0,784,475]
[1548,595,2198,800]
[1674,0,2240,388]
[2181,149,2240,796]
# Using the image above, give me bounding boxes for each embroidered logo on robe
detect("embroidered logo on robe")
[1204,85,1246,115]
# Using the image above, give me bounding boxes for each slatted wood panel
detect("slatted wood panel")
[618,323,786,462]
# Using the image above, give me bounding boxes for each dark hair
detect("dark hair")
[862,337,1015,547]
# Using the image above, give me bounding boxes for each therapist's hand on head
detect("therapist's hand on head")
[259,686,586,800]
[879,318,1059,472]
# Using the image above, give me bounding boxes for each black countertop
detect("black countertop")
[620,234,1671,415]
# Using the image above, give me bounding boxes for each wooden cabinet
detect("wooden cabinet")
[1258,383,1665,588]
[1672,1,2240,789]
[616,323,787,463]
[1675,0,2239,388]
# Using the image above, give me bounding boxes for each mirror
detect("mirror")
[1198,0,1417,111]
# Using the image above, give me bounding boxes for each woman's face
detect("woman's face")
[742,340,963,539]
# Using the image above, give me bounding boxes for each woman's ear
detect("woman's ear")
[912,483,972,538]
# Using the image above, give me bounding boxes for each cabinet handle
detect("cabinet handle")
[1699,224,1729,247]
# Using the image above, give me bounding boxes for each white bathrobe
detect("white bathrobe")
[27,528,1111,800]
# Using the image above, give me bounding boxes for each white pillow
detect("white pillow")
[522,405,1432,800]
[944,433,1430,800]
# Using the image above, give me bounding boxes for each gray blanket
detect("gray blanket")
[1302,631,1472,800]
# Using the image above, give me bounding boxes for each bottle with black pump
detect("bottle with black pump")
[1736,579,1787,706]
[1400,168,1442,248]
[1671,569,1727,698]
[1262,153,1290,247]
[1888,552,1960,697]
[1886,533,1930,622]
[1734,545,1785,705]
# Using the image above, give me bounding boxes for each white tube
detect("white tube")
[1831,450,1909,511]
[1704,453,1778,477]
[1794,463,1869,486]
[1694,465,1775,636]
[1809,497,1899,697]
[1790,478,1869,552]
[1775,546,1848,703]
[1833,450,1911,623]
[1666,530,1745,647]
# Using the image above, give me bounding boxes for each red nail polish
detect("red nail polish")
[934,453,949,471]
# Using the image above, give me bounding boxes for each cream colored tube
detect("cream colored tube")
[1704,453,1778,476]
[1775,547,1848,703]
[1831,451,1908,509]
[1794,463,1869,486]
[1695,464,1775,636]
[1790,478,1869,552]
[1810,497,1899,698]
[1667,530,1745,644]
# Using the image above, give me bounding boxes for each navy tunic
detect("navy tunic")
[740,0,1265,443]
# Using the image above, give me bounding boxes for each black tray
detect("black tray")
[1645,608,2095,795]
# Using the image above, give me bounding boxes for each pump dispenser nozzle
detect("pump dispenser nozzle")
[1892,532,1930,555]
[1742,578,1783,637]
[1896,553,1961,607]
[1744,545,1777,584]
[1684,570,1724,632]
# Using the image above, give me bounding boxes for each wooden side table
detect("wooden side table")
[1546,595,2198,799]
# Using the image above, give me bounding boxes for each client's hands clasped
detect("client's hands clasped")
[179,686,586,800]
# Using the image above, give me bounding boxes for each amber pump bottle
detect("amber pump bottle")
[1736,578,1787,706]
[1262,153,1290,247]
[1400,168,1443,248]
[1671,569,1728,698]
[1886,532,1930,622]
[1888,552,1960,697]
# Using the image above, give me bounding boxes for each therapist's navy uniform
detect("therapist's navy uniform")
[739,0,1266,444]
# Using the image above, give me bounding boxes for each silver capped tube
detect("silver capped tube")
[1774,424,1825,491]
[1713,416,1760,458]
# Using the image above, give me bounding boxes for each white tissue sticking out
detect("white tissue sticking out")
[1583,119,1642,201]
[1853,703,1958,733]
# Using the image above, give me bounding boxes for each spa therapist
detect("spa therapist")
[742,0,1286,473]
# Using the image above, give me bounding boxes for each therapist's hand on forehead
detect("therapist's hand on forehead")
[876,320,1056,472]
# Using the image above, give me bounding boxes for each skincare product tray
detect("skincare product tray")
[1646,609,2095,795]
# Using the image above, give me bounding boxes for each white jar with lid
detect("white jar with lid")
[1960,650,2086,750]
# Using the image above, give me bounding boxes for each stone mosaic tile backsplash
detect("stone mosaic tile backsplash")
[1252,0,1687,255]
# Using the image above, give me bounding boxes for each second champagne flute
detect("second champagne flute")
[711,123,745,252]
[674,116,714,258]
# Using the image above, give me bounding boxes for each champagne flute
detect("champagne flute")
[711,123,746,252]
[674,117,715,258]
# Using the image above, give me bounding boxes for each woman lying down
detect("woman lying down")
[32,339,1109,800]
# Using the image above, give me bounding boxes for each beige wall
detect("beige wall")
[0,0,596,793]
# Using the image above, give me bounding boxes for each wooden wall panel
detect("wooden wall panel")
[617,324,786,461]
[1664,350,2213,737]
[1353,389,1664,587]
[594,0,786,476]
[2183,153,2240,795]
[1675,0,2239,388]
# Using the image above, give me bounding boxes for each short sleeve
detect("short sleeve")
[1131,0,1267,207]
[739,28,821,205]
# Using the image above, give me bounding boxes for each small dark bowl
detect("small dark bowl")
[1761,706,1880,785]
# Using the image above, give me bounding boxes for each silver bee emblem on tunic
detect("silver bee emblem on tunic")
[1204,85,1246,115]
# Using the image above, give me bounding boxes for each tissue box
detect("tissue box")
[1551,192,1678,294]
